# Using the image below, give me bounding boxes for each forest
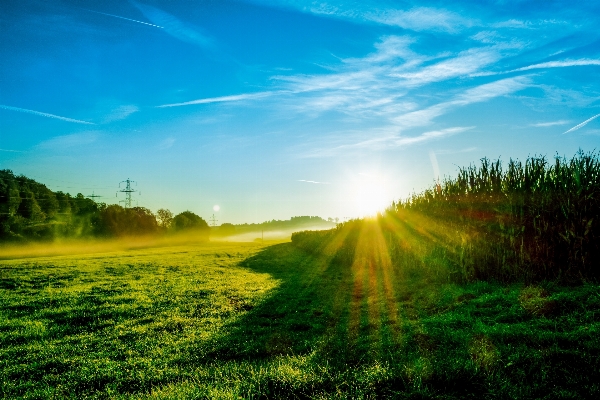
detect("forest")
[0,170,208,241]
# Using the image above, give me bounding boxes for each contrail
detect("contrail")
[298,179,330,184]
[429,150,440,181]
[86,9,163,28]
[0,105,95,125]
[157,92,274,108]
[563,113,600,134]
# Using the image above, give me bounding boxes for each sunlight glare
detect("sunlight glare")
[352,173,389,217]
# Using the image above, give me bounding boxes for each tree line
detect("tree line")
[0,170,209,242]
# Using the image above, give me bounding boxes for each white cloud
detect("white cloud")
[433,147,477,155]
[391,48,500,86]
[245,1,474,33]
[158,137,176,149]
[392,76,530,127]
[298,179,330,184]
[366,7,473,33]
[511,59,600,72]
[530,120,570,127]
[271,36,511,122]
[471,59,600,77]
[36,132,99,150]
[304,126,474,157]
[103,105,139,123]
[394,127,473,146]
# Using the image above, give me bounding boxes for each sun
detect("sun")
[352,173,389,217]
[213,205,220,212]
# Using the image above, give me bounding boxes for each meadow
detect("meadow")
[2,238,600,399]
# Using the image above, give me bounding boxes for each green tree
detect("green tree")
[156,208,174,229]
[218,223,236,236]
[172,211,210,240]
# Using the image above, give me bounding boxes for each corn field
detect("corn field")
[293,151,600,283]
[391,150,599,282]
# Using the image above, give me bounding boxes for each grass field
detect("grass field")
[2,239,600,399]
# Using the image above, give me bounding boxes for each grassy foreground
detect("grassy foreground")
[1,240,600,398]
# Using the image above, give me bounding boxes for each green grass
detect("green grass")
[1,241,600,398]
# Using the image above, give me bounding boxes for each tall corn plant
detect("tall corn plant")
[389,150,599,283]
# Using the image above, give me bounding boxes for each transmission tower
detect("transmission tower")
[209,214,218,227]
[87,191,101,201]
[117,179,137,208]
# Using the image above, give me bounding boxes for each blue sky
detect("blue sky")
[1,0,599,223]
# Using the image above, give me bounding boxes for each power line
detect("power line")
[87,191,102,200]
[209,213,218,227]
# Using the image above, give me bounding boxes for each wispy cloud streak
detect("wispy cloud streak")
[86,9,163,28]
[472,59,600,77]
[392,76,529,127]
[158,137,176,149]
[530,120,570,127]
[132,1,212,47]
[157,92,274,108]
[36,132,99,150]
[563,113,600,134]
[306,126,474,157]
[298,179,330,184]
[512,59,600,72]
[272,36,507,121]
[103,105,139,123]
[246,1,473,33]
[0,105,95,125]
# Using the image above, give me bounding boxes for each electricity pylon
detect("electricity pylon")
[87,192,101,201]
[209,214,218,227]
[117,179,137,208]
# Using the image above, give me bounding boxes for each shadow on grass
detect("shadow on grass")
[176,241,600,399]
[174,242,484,398]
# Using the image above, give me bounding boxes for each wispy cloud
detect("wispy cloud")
[272,36,509,121]
[158,137,176,149]
[157,92,274,108]
[434,147,477,155]
[511,59,600,72]
[298,179,330,184]
[392,76,530,127]
[366,7,473,33]
[563,113,600,134]
[394,127,473,146]
[131,1,212,47]
[0,148,25,153]
[391,48,500,86]
[530,120,570,127]
[103,105,139,123]
[246,1,473,33]
[0,105,95,125]
[306,126,474,157]
[429,150,440,181]
[36,132,99,150]
[472,59,600,77]
[86,9,163,28]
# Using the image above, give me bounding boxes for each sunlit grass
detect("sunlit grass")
[2,234,600,398]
